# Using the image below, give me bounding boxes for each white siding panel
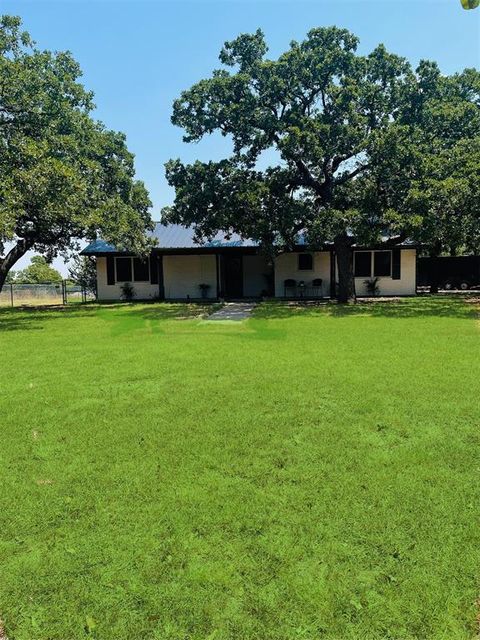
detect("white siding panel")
[95,249,416,300]
[274,251,331,297]
[163,254,217,299]
[243,254,271,297]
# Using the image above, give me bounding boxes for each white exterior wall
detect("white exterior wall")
[355,249,416,296]
[163,254,217,299]
[243,255,272,297]
[274,251,331,297]
[95,249,416,301]
[96,257,159,301]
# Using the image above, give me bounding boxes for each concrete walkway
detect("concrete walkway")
[208,302,256,321]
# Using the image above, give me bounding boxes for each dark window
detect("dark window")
[392,249,401,280]
[374,251,392,277]
[298,253,313,270]
[354,251,371,277]
[116,257,132,282]
[150,256,159,284]
[106,256,115,285]
[133,258,150,281]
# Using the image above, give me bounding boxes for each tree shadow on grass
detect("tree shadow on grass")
[0,304,99,332]
[0,301,221,333]
[117,301,221,322]
[253,295,479,321]
[1,297,476,335]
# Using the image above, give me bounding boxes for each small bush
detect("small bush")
[198,283,211,299]
[364,277,380,296]
[120,282,135,301]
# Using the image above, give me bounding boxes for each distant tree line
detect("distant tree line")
[5,256,62,284]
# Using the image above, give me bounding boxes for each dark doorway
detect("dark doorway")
[223,255,243,298]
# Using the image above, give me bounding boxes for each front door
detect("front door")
[223,255,243,298]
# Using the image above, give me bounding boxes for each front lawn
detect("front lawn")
[0,297,479,639]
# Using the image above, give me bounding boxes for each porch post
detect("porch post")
[330,250,336,298]
[215,254,220,299]
[158,255,165,300]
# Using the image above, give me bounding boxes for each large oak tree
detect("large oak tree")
[164,27,479,301]
[0,16,153,292]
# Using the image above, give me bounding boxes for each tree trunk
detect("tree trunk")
[0,239,31,294]
[334,233,356,303]
[0,265,8,294]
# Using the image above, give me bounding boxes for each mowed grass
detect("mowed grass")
[0,297,479,640]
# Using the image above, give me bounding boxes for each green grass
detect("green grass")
[0,297,479,640]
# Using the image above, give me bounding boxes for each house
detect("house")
[81,223,417,300]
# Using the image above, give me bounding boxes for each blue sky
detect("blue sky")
[3,0,479,274]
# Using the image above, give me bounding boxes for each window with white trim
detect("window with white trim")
[354,251,392,278]
[115,257,150,282]
[354,251,372,277]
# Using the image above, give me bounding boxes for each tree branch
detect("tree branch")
[0,238,33,290]
[334,163,370,185]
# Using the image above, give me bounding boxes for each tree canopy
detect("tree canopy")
[68,254,97,293]
[164,27,480,301]
[13,255,62,284]
[0,15,154,291]
[461,0,479,9]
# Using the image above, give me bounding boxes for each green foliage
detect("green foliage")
[164,26,479,300]
[363,277,380,296]
[0,298,479,638]
[461,0,479,8]
[165,27,412,246]
[387,67,480,256]
[68,255,97,293]
[0,15,153,290]
[120,281,135,301]
[15,255,62,283]
[198,282,211,299]
[4,269,17,284]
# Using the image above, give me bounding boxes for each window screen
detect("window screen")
[116,257,132,282]
[133,258,150,281]
[374,251,392,277]
[298,254,313,270]
[354,251,371,277]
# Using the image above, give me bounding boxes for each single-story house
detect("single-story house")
[81,223,417,300]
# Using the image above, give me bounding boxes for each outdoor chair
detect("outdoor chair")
[284,279,296,297]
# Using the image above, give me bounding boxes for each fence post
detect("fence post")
[10,283,13,308]
[62,280,66,305]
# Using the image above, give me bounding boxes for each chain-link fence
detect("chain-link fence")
[0,281,96,308]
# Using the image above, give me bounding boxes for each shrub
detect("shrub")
[198,283,211,299]
[364,277,380,296]
[120,282,135,301]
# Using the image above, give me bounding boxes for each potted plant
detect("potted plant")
[364,277,380,297]
[120,282,135,301]
[198,283,211,299]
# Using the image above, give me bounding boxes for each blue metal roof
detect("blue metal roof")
[81,239,117,254]
[81,222,418,255]
[81,223,258,254]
